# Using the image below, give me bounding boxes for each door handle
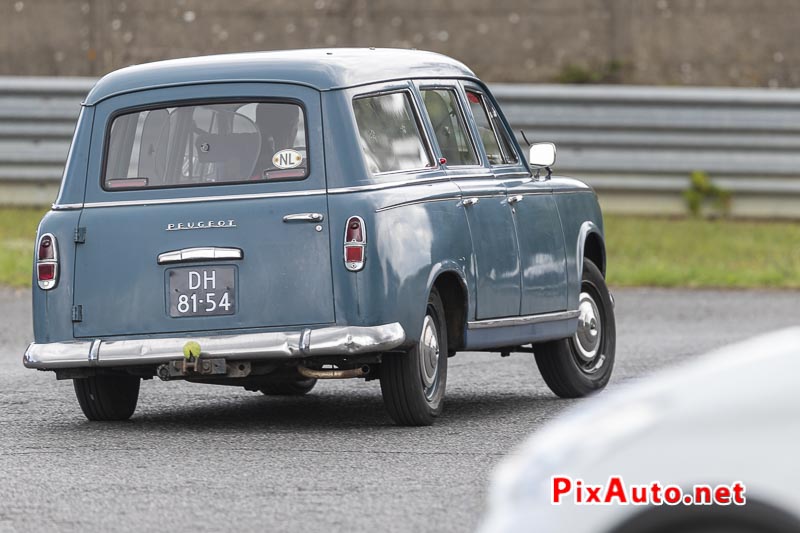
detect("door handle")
[157,247,243,265]
[460,197,480,207]
[507,195,524,205]
[282,213,324,223]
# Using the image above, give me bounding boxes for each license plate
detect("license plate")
[168,266,236,317]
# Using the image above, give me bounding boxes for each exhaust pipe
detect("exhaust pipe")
[297,365,370,379]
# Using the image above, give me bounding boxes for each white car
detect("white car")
[480,328,800,533]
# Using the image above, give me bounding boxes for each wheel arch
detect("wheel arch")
[426,263,469,353]
[577,221,606,279]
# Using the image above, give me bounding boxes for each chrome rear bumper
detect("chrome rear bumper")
[23,323,406,370]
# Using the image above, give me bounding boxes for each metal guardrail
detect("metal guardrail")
[1,77,799,217]
[492,84,800,218]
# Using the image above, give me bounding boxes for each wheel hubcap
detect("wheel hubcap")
[571,291,605,373]
[419,315,440,400]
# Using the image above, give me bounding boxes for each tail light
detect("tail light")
[36,233,58,290]
[344,216,366,272]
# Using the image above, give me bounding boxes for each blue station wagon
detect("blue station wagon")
[24,49,615,426]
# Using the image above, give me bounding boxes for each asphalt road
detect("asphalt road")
[1,287,797,532]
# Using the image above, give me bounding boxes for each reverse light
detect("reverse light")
[344,216,366,272]
[36,233,58,289]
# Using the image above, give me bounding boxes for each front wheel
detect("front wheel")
[380,287,448,426]
[73,375,140,421]
[534,259,616,398]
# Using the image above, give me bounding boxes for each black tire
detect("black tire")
[534,259,616,398]
[259,378,317,396]
[380,287,448,426]
[73,375,140,421]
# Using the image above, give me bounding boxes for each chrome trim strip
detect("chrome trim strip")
[51,203,82,211]
[157,247,243,265]
[53,189,327,210]
[375,196,461,213]
[447,174,494,182]
[552,188,591,194]
[327,176,451,194]
[88,339,101,364]
[23,323,407,369]
[467,310,580,330]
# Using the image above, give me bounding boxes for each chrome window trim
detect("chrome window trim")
[467,310,580,330]
[51,203,83,211]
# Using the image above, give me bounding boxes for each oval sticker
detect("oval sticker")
[272,149,303,169]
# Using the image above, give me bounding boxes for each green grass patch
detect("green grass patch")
[0,208,799,289]
[0,207,48,287]
[605,215,800,288]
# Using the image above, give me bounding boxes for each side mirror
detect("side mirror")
[528,142,556,168]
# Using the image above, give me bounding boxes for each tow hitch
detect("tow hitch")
[156,341,251,381]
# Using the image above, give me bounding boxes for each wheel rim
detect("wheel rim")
[418,314,441,401]
[570,290,605,374]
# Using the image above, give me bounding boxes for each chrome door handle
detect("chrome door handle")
[283,213,324,223]
[157,247,243,265]
[507,195,524,204]
[460,197,480,207]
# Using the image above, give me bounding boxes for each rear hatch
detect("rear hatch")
[73,83,334,338]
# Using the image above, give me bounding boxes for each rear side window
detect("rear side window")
[353,92,432,174]
[466,90,519,166]
[421,89,478,166]
[103,102,307,190]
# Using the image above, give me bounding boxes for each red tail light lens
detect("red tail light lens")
[36,233,58,290]
[37,263,55,281]
[37,235,54,260]
[344,216,366,272]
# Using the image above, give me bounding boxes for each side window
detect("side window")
[466,90,519,165]
[421,88,478,166]
[353,92,432,174]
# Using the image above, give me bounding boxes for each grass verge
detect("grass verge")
[0,208,798,289]
[605,215,800,288]
[0,207,48,288]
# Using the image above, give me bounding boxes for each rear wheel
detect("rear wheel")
[259,378,317,396]
[380,287,448,426]
[73,375,140,421]
[534,259,616,398]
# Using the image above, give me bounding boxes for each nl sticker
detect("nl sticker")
[272,149,303,169]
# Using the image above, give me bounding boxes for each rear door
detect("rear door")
[417,82,521,319]
[73,83,334,338]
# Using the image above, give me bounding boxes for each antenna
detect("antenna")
[520,130,532,147]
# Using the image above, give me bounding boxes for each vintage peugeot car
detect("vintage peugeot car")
[24,49,615,426]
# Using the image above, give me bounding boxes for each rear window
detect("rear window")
[353,92,432,174]
[103,102,307,190]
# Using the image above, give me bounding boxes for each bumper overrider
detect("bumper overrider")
[23,323,406,370]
